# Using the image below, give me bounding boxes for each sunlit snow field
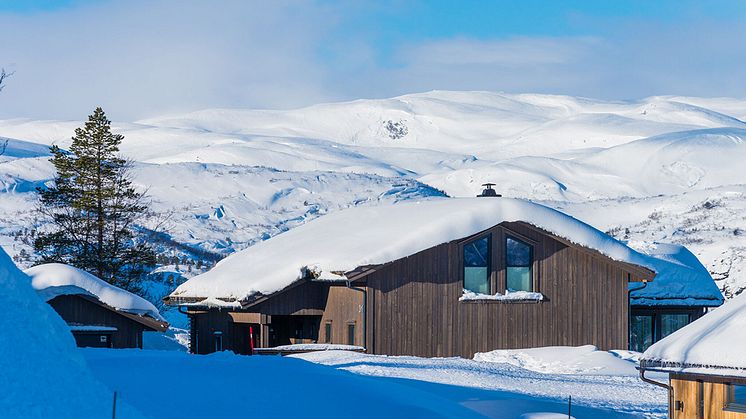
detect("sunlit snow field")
[83,346,667,418]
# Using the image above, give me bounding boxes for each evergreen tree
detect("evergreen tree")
[34,107,156,293]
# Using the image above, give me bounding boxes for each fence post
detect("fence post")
[112,391,117,419]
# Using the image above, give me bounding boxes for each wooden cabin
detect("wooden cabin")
[628,244,723,352]
[640,292,746,418]
[44,293,168,348]
[166,195,714,358]
[27,263,168,349]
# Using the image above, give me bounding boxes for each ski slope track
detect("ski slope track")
[1,91,745,303]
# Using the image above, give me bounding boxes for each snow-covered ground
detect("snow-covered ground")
[81,346,666,418]
[293,347,667,418]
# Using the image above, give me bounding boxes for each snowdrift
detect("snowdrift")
[0,249,142,418]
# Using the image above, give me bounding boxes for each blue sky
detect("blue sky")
[1,0,746,119]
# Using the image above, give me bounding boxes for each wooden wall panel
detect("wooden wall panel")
[48,295,147,349]
[365,221,633,358]
[319,285,364,346]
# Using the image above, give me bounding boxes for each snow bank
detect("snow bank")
[172,197,662,300]
[26,263,165,321]
[641,291,746,376]
[459,289,544,302]
[628,242,723,306]
[83,349,479,419]
[474,345,638,376]
[265,343,364,351]
[0,248,142,417]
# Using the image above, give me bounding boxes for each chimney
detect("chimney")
[477,183,501,197]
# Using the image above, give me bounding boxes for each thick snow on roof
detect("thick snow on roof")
[629,242,723,307]
[26,263,165,321]
[642,292,746,376]
[172,197,662,301]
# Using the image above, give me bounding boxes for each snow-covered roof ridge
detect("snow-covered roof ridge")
[170,197,670,301]
[25,263,165,322]
[641,292,746,376]
[628,242,723,306]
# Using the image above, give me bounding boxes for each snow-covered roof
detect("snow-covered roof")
[629,242,723,307]
[641,292,746,377]
[26,263,165,322]
[171,197,668,301]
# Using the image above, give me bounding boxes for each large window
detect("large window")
[463,235,490,294]
[506,236,533,292]
[630,315,654,352]
[660,313,690,339]
[727,384,746,413]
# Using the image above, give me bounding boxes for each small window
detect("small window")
[660,313,690,339]
[727,384,746,413]
[464,235,490,294]
[324,322,332,344]
[214,331,223,352]
[347,323,355,346]
[506,236,533,292]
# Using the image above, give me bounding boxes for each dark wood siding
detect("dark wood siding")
[365,221,632,358]
[47,295,148,349]
[250,280,327,316]
[319,285,364,346]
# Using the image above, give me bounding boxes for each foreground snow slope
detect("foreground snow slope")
[1,91,745,297]
[83,347,661,418]
[82,349,480,419]
[0,249,141,418]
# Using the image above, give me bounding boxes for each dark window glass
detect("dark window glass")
[324,322,332,344]
[214,331,223,352]
[630,315,653,352]
[660,314,690,339]
[463,235,490,294]
[733,385,746,404]
[506,237,532,292]
[347,324,355,346]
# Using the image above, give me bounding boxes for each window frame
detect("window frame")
[725,383,746,413]
[347,322,356,346]
[461,233,492,295]
[324,322,332,344]
[504,234,535,292]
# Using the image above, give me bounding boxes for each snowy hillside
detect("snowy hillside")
[1,90,745,299]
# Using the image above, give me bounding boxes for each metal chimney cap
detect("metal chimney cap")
[477,183,502,197]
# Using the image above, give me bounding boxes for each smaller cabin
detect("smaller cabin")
[26,263,168,348]
[640,292,746,419]
[629,243,723,352]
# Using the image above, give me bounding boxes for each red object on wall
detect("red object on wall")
[249,326,255,355]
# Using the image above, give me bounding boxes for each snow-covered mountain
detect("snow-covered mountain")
[1,91,744,299]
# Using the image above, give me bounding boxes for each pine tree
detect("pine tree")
[34,107,156,293]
